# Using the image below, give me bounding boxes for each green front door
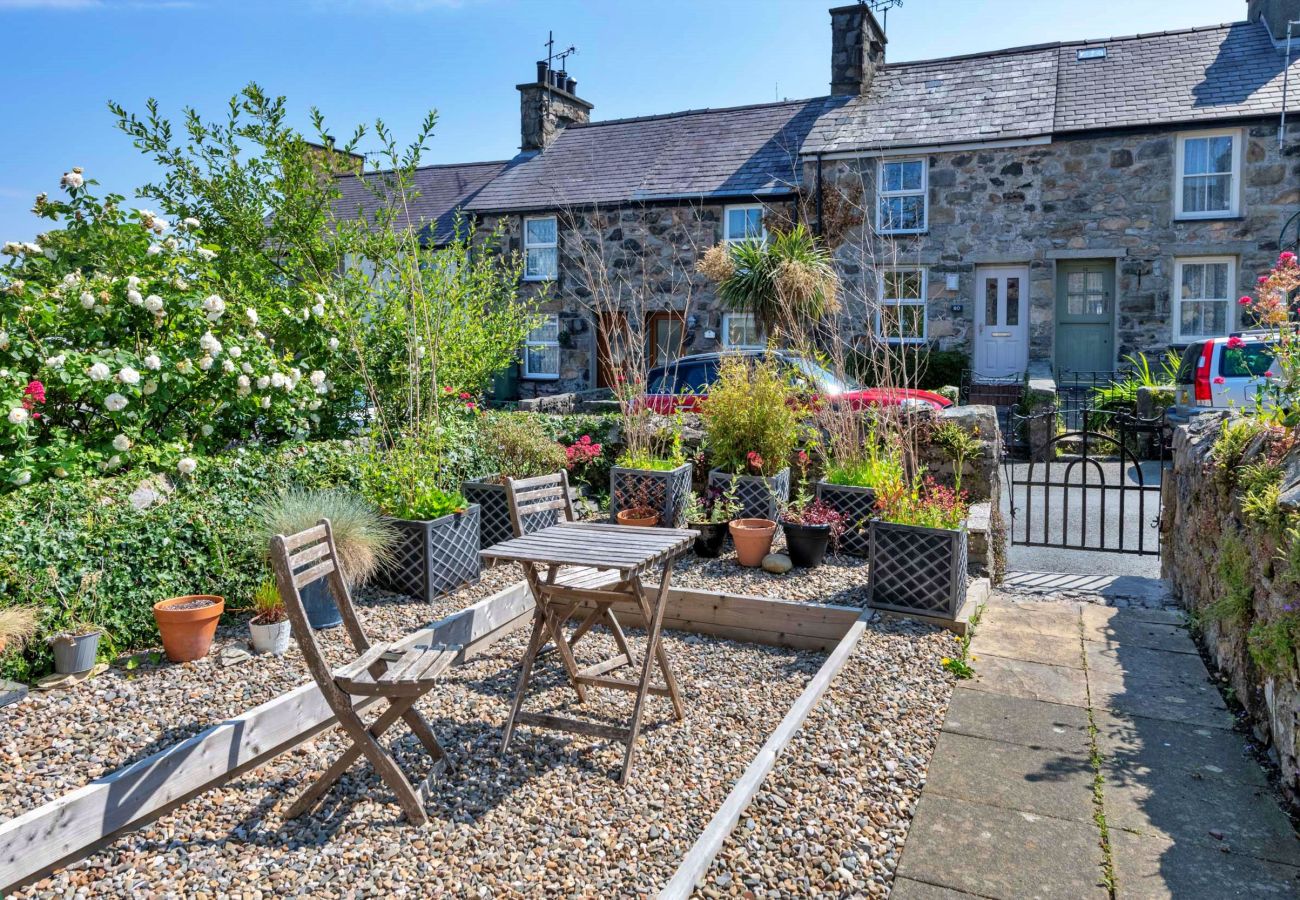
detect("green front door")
[1055,261,1115,374]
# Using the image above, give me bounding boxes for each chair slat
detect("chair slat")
[288,539,331,571]
[333,643,389,681]
[294,558,337,589]
[515,498,571,515]
[283,524,328,552]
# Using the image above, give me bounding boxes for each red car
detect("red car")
[642,351,952,414]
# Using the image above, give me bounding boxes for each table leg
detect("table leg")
[501,602,548,754]
[632,565,685,721]
[619,565,676,784]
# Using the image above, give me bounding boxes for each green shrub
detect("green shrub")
[1247,616,1299,676]
[479,414,567,480]
[701,355,805,475]
[0,440,362,680]
[1209,533,1254,625]
[1210,417,1267,484]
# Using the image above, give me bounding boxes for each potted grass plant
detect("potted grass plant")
[248,577,291,656]
[702,355,804,519]
[45,572,105,675]
[257,490,397,629]
[364,443,481,603]
[464,414,568,547]
[683,482,741,558]
[867,475,970,619]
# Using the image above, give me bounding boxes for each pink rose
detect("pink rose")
[1213,376,1226,384]
[1239,295,1253,305]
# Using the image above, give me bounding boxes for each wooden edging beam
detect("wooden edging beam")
[658,606,871,899]
[0,581,534,895]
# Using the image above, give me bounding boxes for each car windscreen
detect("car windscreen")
[647,360,713,394]
[1220,343,1275,378]
[788,358,861,395]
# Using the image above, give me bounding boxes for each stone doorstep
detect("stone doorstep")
[944,687,1093,754]
[923,731,1096,824]
[1109,829,1300,900]
[874,576,990,637]
[894,794,1109,900]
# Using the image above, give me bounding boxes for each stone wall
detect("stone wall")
[1163,412,1300,804]
[814,118,1300,367]
[480,200,795,397]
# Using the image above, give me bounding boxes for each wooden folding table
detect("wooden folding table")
[481,521,696,783]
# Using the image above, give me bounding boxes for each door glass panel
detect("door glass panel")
[985,278,999,326]
[647,318,683,367]
[1006,277,1020,326]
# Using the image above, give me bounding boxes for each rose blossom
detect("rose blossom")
[127,290,143,305]
[7,408,28,425]
[80,292,95,309]
[112,434,131,451]
[118,367,140,385]
[144,295,164,314]
[87,362,110,381]
[104,392,128,412]
[60,170,84,190]
[143,354,161,370]
[177,457,197,475]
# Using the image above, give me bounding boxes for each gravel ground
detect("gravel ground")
[693,617,957,898]
[13,626,825,898]
[0,565,521,820]
[671,535,871,607]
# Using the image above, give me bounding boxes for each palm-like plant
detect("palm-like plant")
[701,223,838,336]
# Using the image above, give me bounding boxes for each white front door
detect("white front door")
[974,266,1030,378]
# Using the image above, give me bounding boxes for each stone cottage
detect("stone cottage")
[336,0,1300,395]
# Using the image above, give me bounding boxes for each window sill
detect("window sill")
[879,229,929,237]
[878,337,928,345]
[521,374,561,381]
[521,276,555,283]
[1173,214,1243,223]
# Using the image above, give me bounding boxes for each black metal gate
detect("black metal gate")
[1006,413,1171,556]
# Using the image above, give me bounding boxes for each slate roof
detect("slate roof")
[465,97,846,213]
[807,20,1300,154]
[332,159,509,245]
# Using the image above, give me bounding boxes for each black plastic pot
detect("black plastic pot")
[300,578,342,630]
[781,520,831,569]
[691,522,728,558]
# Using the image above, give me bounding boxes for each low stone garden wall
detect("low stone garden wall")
[1163,411,1300,805]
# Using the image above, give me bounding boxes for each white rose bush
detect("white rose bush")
[0,172,343,486]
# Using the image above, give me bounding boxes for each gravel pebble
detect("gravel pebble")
[673,536,870,606]
[11,624,825,897]
[694,617,957,897]
[0,566,520,819]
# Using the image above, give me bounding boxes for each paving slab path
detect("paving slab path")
[893,575,1300,899]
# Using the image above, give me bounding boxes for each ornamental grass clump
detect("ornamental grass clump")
[0,606,38,652]
[700,355,805,476]
[257,489,396,585]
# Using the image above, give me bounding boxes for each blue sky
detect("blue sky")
[0,0,1241,240]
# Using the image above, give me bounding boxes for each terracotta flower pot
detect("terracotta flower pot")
[730,518,777,567]
[153,595,224,663]
[616,507,660,527]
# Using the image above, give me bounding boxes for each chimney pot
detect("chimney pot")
[518,61,593,152]
[536,60,550,82]
[1248,0,1300,41]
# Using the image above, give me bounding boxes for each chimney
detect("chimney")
[829,2,887,96]
[1248,0,1300,41]
[518,60,594,153]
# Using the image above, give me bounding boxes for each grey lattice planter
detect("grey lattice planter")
[610,463,693,528]
[814,481,876,557]
[463,475,559,548]
[376,505,482,603]
[867,519,968,619]
[708,467,790,521]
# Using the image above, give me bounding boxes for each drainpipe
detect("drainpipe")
[814,153,825,238]
[1281,19,1300,149]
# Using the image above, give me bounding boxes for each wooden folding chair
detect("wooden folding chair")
[269,518,459,825]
